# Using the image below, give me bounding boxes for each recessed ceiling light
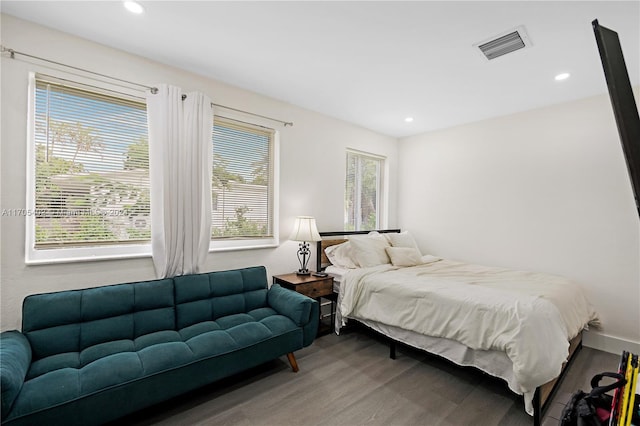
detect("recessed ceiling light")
[555,72,570,81]
[404,117,414,123]
[124,1,144,14]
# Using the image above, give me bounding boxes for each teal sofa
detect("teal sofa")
[0,266,318,426]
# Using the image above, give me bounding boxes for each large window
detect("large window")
[26,74,279,263]
[345,150,384,231]
[27,74,150,263]
[210,117,277,249]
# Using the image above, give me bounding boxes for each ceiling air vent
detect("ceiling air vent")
[475,25,532,60]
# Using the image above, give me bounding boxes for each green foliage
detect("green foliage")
[124,138,149,170]
[35,223,51,242]
[46,120,104,164]
[212,206,266,238]
[35,145,84,215]
[213,154,245,189]
[363,212,377,231]
[359,158,379,231]
[68,196,91,209]
[35,216,115,245]
[34,120,150,245]
[250,153,268,185]
[345,153,380,231]
[78,216,115,241]
[126,191,149,217]
[35,220,69,243]
[126,227,151,240]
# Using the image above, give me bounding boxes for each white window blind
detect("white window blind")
[211,117,275,239]
[32,76,150,249]
[345,150,384,231]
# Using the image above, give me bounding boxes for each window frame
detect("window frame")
[208,111,280,252]
[25,72,152,264]
[344,149,386,231]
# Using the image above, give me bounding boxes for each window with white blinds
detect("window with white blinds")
[26,73,279,262]
[30,76,150,251]
[211,117,275,240]
[345,150,384,231]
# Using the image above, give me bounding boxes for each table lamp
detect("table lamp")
[290,216,321,275]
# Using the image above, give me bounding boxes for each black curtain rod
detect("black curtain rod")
[2,45,293,127]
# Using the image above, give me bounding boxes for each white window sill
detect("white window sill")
[209,237,279,252]
[25,244,153,265]
[25,238,280,265]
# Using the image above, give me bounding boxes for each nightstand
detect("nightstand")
[272,273,336,335]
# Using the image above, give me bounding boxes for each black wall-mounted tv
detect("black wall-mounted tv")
[592,19,640,219]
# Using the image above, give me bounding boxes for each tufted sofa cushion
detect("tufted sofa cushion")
[173,267,269,328]
[22,278,175,362]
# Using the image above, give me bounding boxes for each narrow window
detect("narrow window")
[345,150,384,231]
[211,117,277,247]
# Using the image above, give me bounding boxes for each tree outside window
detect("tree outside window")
[345,151,384,231]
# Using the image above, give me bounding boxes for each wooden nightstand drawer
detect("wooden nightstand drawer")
[272,273,334,298]
[294,279,333,298]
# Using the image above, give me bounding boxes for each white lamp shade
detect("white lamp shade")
[290,216,321,242]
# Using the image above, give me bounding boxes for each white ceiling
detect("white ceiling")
[2,1,639,138]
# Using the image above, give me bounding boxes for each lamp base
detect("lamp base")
[295,242,312,277]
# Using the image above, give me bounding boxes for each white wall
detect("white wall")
[0,14,398,330]
[398,93,640,353]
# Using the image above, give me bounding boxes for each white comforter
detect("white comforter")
[338,258,599,413]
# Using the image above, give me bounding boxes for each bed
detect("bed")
[315,229,600,425]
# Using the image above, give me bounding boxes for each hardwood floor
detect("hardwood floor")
[119,327,619,426]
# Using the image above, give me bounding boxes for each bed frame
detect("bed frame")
[315,229,582,426]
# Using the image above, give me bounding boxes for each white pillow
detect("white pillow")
[421,254,442,264]
[324,242,358,269]
[387,231,421,254]
[349,234,390,267]
[385,247,423,267]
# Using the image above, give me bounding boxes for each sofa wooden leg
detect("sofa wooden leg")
[287,352,299,372]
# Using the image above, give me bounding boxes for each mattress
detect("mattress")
[325,265,348,293]
[334,259,599,415]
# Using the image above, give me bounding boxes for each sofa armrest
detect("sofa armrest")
[1,331,32,420]
[268,285,319,347]
[268,284,314,326]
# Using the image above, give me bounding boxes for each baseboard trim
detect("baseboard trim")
[583,330,640,355]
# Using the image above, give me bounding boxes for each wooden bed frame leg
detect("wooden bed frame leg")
[389,340,396,360]
[286,352,299,372]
